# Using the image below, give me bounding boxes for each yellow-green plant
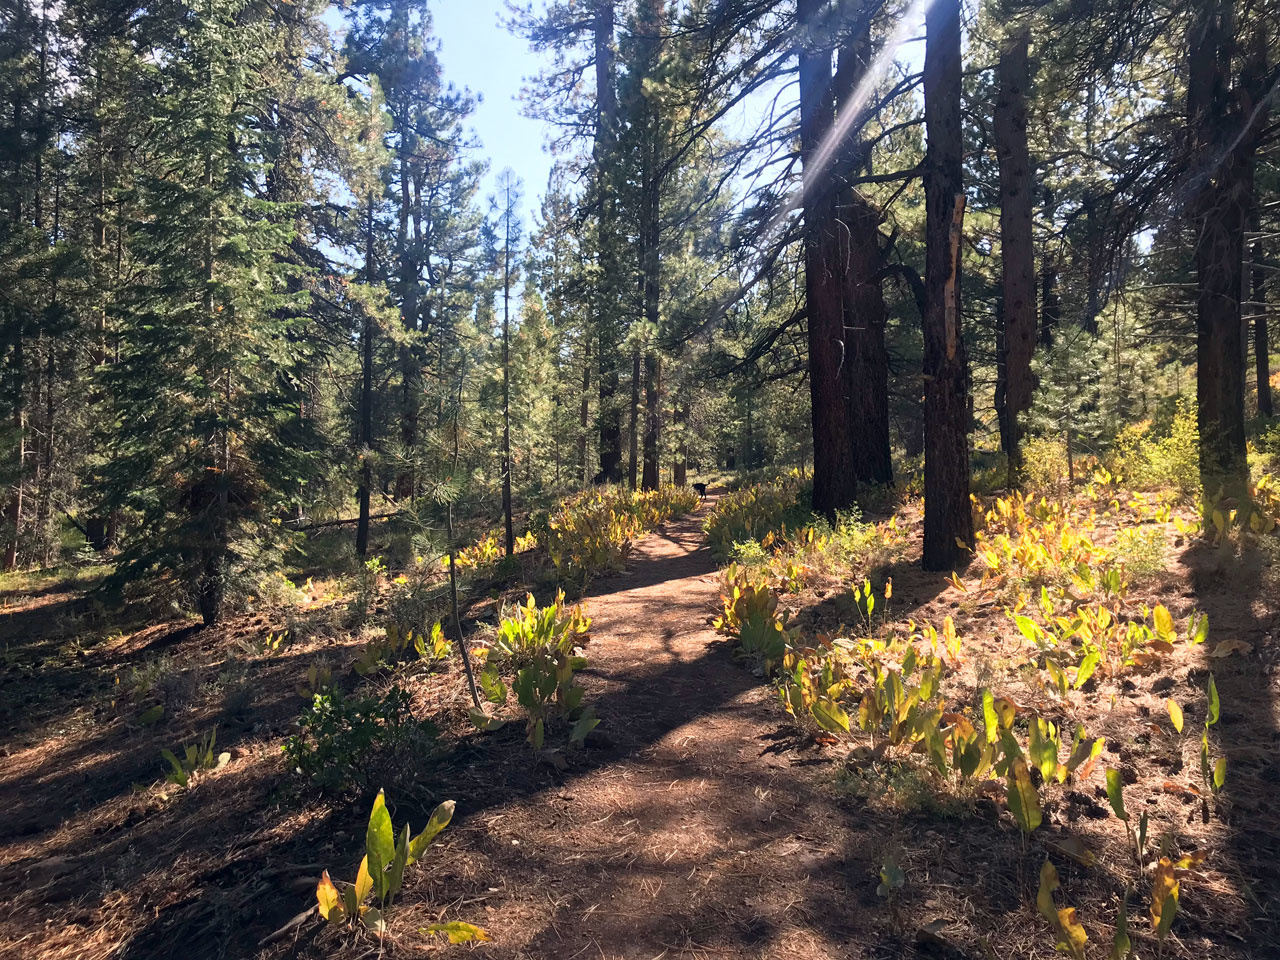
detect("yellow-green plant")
[160,727,229,789]
[713,565,789,673]
[703,477,802,556]
[296,662,333,700]
[476,592,597,750]
[1200,673,1226,802]
[315,790,487,942]
[1036,860,1088,959]
[542,485,695,580]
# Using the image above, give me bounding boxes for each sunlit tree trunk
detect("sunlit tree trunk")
[921,0,972,571]
[798,0,856,517]
[835,13,892,487]
[594,0,623,482]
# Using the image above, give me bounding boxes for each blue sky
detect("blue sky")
[433,1,554,215]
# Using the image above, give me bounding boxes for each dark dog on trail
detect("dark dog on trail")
[692,482,707,500]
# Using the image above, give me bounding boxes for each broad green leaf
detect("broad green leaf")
[386,822,410,901]
[1074,651,1100,690]
[1008,758,1042,834]
[1015,615,1043,647]
[811,698,851,734]
[138,704,164,726]
[407,800,455,865]
[1206,674,1220,727]
[1213,756,1227,791]
[1105,768,1128,821]
[366,790,395,900]
[1152,604,1175,642]
[468,708,506,731]
[570,706,601,744]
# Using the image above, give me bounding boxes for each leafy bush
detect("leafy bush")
[1112,526,1168,579]
[1023,437,1071,497]
[316,789,487,943]
[1112,399,1199,498]
[541,484,697,580]
[284,686,437,795]
[703,477,806,557]
[475,591,598,749]
[712,564,790,673]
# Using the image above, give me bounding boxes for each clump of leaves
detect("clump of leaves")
[316,790,487,943]
[354,621,452,677]
[474,591,597,750]
[284,686,437,795]
[714,564,789,673]
[161,727,230,788]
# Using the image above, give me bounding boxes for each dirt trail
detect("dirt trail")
[432,502,874,959]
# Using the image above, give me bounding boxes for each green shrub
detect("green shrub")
[1112,526,1168,580]
[1114,399,1199,498]
[284,686,437,795]
[542,484,698,580]
[728,538,770,569]
[703,477,807,557]
[1023,437,1071,497]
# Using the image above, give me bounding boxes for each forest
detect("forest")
[1,0,1279,956]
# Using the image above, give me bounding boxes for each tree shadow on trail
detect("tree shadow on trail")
[1180,539,1280,951]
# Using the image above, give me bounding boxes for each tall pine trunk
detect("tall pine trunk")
[1253,204,1271,417]
[835,19,892,487]
[921,0,973,571]
[994,28,1036,488]
[594,0,623,482]
[628,347,640,490]
[1188,0,1251,495]
[501,207,515,556]
[356,196,376,558]
[798,0,856,518]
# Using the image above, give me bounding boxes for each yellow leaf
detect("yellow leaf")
[354,856,373,904]
[1057,906,1088,953]
[1150,857,1180,929]
[1167,699,1184,734]
[316,871,345,923]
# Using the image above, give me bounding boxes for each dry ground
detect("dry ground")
[1,495,1278,959]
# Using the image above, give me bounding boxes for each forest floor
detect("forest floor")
[1,492,1278,959]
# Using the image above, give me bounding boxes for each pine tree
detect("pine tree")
[101,0,319,623]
